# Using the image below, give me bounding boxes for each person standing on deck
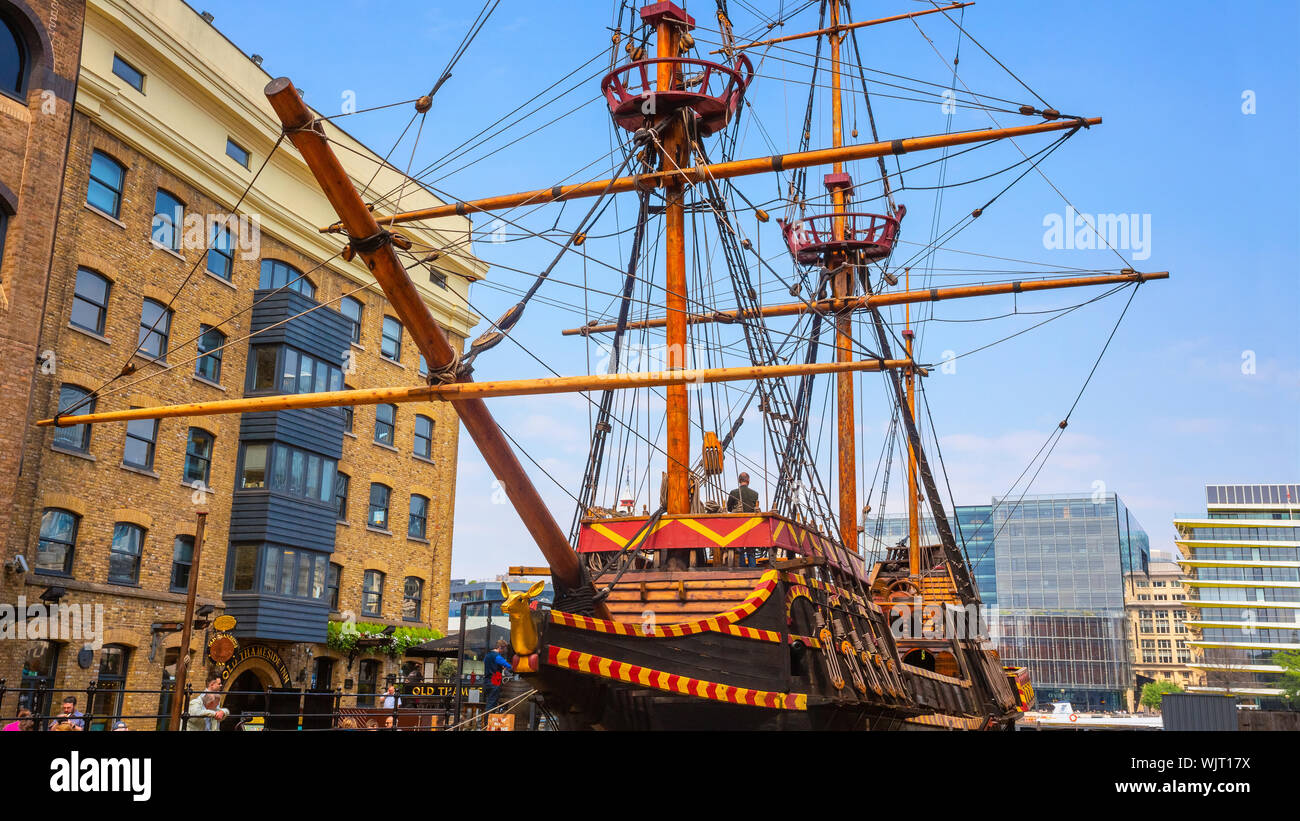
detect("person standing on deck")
[726,473,761,567]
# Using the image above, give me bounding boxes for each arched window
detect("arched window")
[259,258,314,299]
[0,13,28,98]
[413,415,433,459]
[108,523,145,585]
[52,384,94,453]
[170,535,194,592]
[195,325,225,383]
[88,645,130,730]
[403,577,424,622]
[36,508,79,575]
[137,298,172,359]
[70,268,111,335]
[381,316,402,361]
[408,494,428,540]
[362,570,385,617]
[87,151,126,219]
[367,484,390,531]
[151,189,184,251]
[374,403,395,446]
[184,428,214,486]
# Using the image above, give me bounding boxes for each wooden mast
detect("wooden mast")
[263,77,591,603]
[560,271,1168,335]
[827,0,859,553]
[41,358,919,428]
[713,2,975,53]
[340,116,1101,230]
[649,2,692,518]
[905,269,920,579]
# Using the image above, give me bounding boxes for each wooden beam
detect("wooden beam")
[562,271,1170,336]
[326,117,1101,230]
[508,567,552,576]
[711,3,975,53]
[39,358,917,428]
[264,76,588,600]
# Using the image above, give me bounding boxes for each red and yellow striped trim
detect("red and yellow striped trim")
[550,569,781,642]
[545,646,808,711]
[905,712,989,730]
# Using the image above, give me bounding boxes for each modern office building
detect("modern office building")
[0,0,486,728]
[1175,483,1300,708]
[991,492,1148,712]
[448,576,555,632]
[1123,560,1202,705]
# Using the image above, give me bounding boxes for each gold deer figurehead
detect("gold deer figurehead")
[501,580,546,658]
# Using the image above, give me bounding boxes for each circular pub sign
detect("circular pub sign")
[208,635,237,665]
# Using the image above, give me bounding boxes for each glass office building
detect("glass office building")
[991,492,1148,711]
[1175,483,1300,709]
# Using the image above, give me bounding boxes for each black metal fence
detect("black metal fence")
[0,676,543,731]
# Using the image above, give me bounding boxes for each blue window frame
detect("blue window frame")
[246,344,343,396]
[108,523,144,585]
[123,416,158,470]
[184,428,214,486]
[414,415,433,459]
[408,494,428,540]
[52,385,94,453]
[236,441,336,504]
[137,298,171,360]
[112,54,144,92]
[87,151,125,219]
[259,259,314,298]
[225,138,250,168]
[36,508,78,576]
[381,316,402,361]
[367,484,390,531]
[340,296,363,344]
[196,325,225,383]
[207,223,234,280]
[152,189,184,251]
[362,570,384,616]
[71,268,111,335]
[374,403,395,446]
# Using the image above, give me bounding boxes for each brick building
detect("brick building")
[0,0,486,728]
[1123,559,1203,709]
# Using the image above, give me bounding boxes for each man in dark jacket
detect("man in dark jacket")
[726,473,760,567]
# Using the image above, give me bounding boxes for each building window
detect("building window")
[108,523,144,585]
[1,13,28,97]
[238,443,267,489]
[333,472,349,521]
[225,138,250,168]
[357,659,380,707]
[327,563,341,610]
[259,259,314,299]
[362,570,384,616]
[381,316,402,361]
[236,442,335,503]
[184,428,214,486]
[367,484,390,530]
[71,268,112,336]
[111,54,144,92]
[152,190,184,251]
[408,494,428,540]
[430,269,447,289]
[170,535,194,592]
[418,354,428,378]
[374,404,395,447]
[228,544,257,591]
[195,325,225,383]
[207,223,234,280]
[88,645,129,730]
[246,345,343,395]
[52,385,95,453]
[138,298,172,360]
[123,417,158,471]
[340,296,363,344]
[87,151,125,218]
[414,415,433,459]
[259,547,327,600]
[403,577,424,622]
[36,508,79,576]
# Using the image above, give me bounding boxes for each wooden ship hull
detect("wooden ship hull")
[517,512,1027,730]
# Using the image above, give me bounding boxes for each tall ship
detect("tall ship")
[46,1,1167,729]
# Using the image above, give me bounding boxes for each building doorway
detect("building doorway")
[221,669,269,729]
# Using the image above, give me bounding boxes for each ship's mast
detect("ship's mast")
[650,3,692,520]
[905,270,920,579]
[827,0,859,553]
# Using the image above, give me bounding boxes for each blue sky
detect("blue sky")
[198,0,1299,576]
